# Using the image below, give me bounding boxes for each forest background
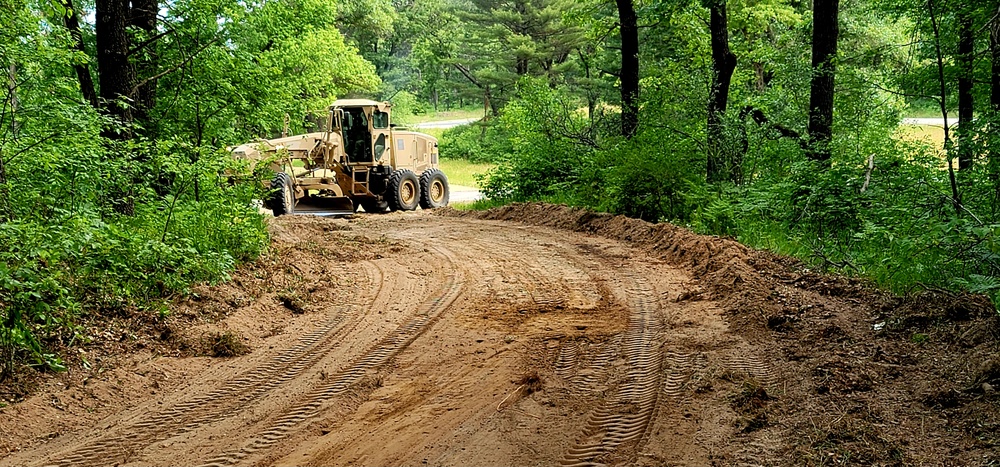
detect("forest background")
[1,0,998,377]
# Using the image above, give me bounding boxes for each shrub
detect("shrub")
[0,140,268,378]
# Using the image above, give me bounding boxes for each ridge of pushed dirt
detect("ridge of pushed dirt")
[445,202,1000,465]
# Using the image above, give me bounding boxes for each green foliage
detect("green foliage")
[475,79,596,201]
[460,0,1000,314]
[388,91,425,124]
[465,78,706,222]
[720,139,1000,307]
[0,0,275,376]
[439,122,512,164]
[154,0,381,141]
[588,134,704,223]
[0,136,267,376]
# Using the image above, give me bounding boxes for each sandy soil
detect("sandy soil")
[0,203,998,466]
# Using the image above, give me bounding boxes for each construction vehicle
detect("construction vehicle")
[231,99,449,216]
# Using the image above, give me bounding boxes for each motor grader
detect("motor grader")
[231,99,449,216]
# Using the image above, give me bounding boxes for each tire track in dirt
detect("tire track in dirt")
[455,230,664,466]
[559,276,666,467]
[198,246,464,467]
[457,232,667,461]
[32,261,392,467]
[456,233,618,398]
[420,221,697,466]
[660,352,696,401]
[726,353,778,391]
[553,336,622,396]
[275,228,594,467]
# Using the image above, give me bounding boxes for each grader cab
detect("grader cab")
[231,99,450,215]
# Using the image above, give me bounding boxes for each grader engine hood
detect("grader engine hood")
[231,132,333,164]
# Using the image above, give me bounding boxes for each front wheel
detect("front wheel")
[270,172,295,216]
[419,169,450,209]
[386,169,420,211]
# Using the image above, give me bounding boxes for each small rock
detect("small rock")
[983,382,995,394]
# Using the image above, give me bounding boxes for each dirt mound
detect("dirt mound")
[444,203,870,306]
[446,202,1000,465]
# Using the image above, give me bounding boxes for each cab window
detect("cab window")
[372,111,389,129]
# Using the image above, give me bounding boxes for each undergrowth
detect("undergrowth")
[443,78,1000,311]
[0,136,268,378]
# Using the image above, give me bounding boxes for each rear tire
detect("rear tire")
[270,172,295,216]
[419,169,450,209]
[386,169,420,211]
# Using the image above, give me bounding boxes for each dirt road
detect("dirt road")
[1,204,998,466]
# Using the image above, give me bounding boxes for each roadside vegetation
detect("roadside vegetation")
[428,0,1000,312]
[0,0,380,379]
[436,159,492,189]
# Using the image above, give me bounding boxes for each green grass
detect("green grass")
[903,100,953,119]
[456,198,508,211]
[439,159,493,189]
[903,108,952,119]
[418,128,445,140]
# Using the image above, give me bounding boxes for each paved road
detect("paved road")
[901,117,959,126]
[412,117,480,129]
[450,185,483,203]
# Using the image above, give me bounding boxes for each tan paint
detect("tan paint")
[232,100,443,212]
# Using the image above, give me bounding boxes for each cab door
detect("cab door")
[371,108,392,165]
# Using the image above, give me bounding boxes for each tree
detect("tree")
[130,0,159,135]
[56,0,97,108]
[705,0,737,182]
[617,0,639,138]
[806,0,839,163]
[928,0,961,214]
[990,3,1000,182]
[95,0,134,138]
[444,0,587,114]
[957,8,974,170]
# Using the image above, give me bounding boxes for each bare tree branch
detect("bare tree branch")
[128,28,175,58]
[452,63,482,89]
[130,37,220,97]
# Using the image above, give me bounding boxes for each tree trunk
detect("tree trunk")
[58,0,98,108]
[706,0,737,183]
[7,64,17,134]
[806,0,839,163]
[516,58,529,76]
[96,0,134,138]
[130,0,159,137]
[990,3,1000,198]
[958,11,974,170]
[96,0,137,215]
[616,0,639,139]
[0,67,9,220]
[993,4,1000,112]
[929,0,962,215]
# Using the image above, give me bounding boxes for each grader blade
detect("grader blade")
[294,196,356,216]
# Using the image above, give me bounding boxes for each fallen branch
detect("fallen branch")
[496,384,525,411]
